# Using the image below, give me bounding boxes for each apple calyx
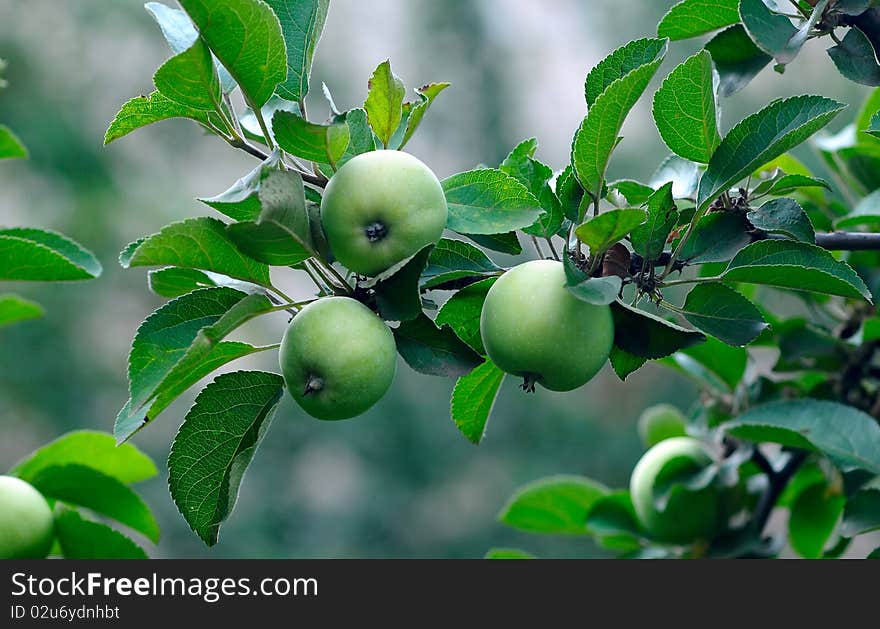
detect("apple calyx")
[364,221,388,243]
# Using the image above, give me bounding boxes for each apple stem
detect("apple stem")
[520,375,538,393]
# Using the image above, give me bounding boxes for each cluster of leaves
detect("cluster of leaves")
[8,431,159,558]
[105,0,470,547]
[492,398,880,558]
[0,61,102,327]
[106,0,880,554]
[658,0,880,91]
[487,63,880,557]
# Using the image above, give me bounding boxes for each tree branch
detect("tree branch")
[754,231,880,250]
[752,450,808,538]
[228,139,327,188]
[814,231,880,251]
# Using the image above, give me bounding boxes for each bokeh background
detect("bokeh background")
[0,1,872,558]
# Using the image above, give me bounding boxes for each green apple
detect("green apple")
[279,297,397,420]
[479,259,614,392]
[629,437,722,544]
[0,475,54,559]
[321,150,448,276]
[637,404,688,447]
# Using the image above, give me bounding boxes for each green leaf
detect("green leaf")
[120,217,271,287]
[697,95,846,210]
[739,0,800,63]
[484,548,535,559]
[608,179,654,206]
[677,212,751,263]
[153,37,220,111]
[0,293,43,327]
[364,59,405,148]
[705,24,772,97]
[657,0,741,41]
[114,287,262,442]
[146,342,269,428]
[420,238,503,290]
[393,314,482,377]
[273,110,349,166]
[650,155,699,199]
[585,38,669,107]
[436,277,497,354]
[842,485,880,537]
[835,188,880,229]
[121,292,275,439]
[105,93,221,145]
[679,282,768,346]
[30,464,159,542]
[169,370,284,546]
[177,0,286,108]
[54,507,147,559]
[450,359,504,444]
[498,475,608,535]
[723,399,880,473]
[339,107,376,166]
[789,483,845,558]
[665,336,747,391]
[145,1,235,92]
[611,301,706,359]
[500,139,564,237]
[609,346,647,380]
[834,0,877,16]
[145,2,199,52]
[572,38,668,197]
[631,183,677,261]
[199,150,281,221]
[722,240,872,301]
[557,165,587,221]
[148,267,217,298]
[373,246,433,322]
[575,209,646,255]
[828,26,880,87]
[226,169,313,265]
[585,491,644,537]
[265,0,329,102]
[11,431,157,484]
[653,51,720,164]
[567,276,622,306]
[0,228,102,281]
[465,232,522,256]
[399,82,450,149]
[867,109,880,140]
[749,198,816,243]
[0,124,27,159]
[755,174,830,198]
[442,169,542,235]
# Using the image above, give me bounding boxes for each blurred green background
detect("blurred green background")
[0,1,871,558]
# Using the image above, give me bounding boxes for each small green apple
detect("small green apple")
[0,475,54,559]
[279,297,397,420]
[629,437,722,544]
[321,150,448,276]
[479,259,614,392]
[637,404,688,447]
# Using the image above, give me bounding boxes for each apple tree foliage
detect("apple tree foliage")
[1,67,156,558]
[84,0,880,556]
[0,61,102,327]
[2,431,160,558]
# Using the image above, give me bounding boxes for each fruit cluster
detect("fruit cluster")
[280,150,615,420]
